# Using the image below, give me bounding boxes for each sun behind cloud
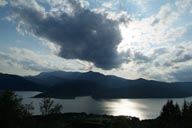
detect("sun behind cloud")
[0,0,192,82]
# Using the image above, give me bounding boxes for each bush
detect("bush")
[40,97,63,115]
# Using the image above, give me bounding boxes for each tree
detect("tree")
[174,103,181,120]
[0,91,33,127]
[181,100,192,128]
[160,100,175,118]
[39,97,63,115]
[158,100,182,128]
[182,100,189,117]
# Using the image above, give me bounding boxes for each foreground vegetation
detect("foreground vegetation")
[0,91,192,128]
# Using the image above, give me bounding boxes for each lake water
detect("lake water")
[15,91,192,120]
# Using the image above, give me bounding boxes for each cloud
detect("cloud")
[169,66,192,82]
[116,2,190,66]
[113,1,192,82]
[9,0,124,70]
[175,0,192,12]
[10,0,45,13]
[148,43,192,67]
[2,0,192,82]
[132,0,151,5]
[43,0,89,8]
[132,42,192,82]
[102,1,117,8]
[170,43,192,63]
[190,9,192,15]
[153,3,178,26]
[0,47,94,73]
[0,0,7,6]
[40,39,61,55]
[117,3,187,54]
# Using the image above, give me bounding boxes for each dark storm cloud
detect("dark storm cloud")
[10,0,123,70]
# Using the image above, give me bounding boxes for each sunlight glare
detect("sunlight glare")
[117,19,153,54]
[104,99,146,119]
[117,23,140,53]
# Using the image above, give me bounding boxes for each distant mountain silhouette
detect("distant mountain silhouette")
[27,71,126,87]
[0,73,44,91]
[1,71,192,98]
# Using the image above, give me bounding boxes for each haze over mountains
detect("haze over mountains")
[0,71,192,99]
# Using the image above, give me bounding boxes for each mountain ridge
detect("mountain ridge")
[0,71,192,99]
[0,72,45,91]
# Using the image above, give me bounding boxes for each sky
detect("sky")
[0,0,192,82]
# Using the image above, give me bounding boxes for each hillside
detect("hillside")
[0,73,44,91]
[1,71,192,98]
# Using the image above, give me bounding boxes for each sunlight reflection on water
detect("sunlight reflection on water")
[103,99,147,119]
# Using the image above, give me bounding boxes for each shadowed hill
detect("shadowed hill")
[31,71,192,99]
[1,71,192,98]
[0,73,44,91]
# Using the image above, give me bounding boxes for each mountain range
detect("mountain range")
[0,71,192,99]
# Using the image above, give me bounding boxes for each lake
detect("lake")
[15,91,192,120]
